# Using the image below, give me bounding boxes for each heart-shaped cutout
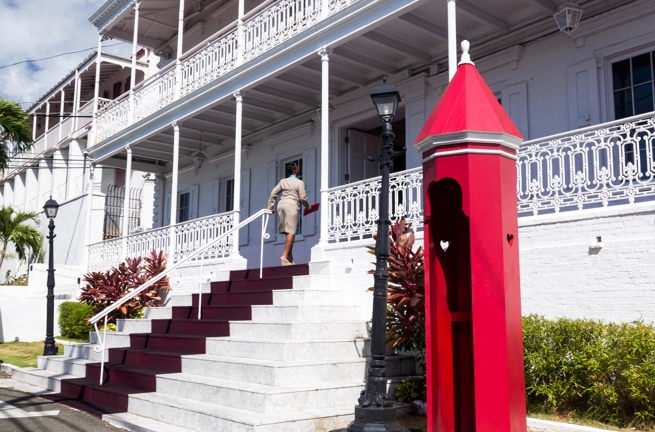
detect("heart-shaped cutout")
[506,233,514,246]
[439,240,450,252]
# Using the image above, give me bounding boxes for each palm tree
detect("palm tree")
[0,207,43,272]
[0,98,33,170]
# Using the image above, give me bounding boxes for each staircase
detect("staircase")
[13,261,369,431]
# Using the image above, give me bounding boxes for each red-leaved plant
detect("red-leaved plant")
[79,250,170,324]
[368,217,425,352]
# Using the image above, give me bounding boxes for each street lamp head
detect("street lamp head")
[43,197,59,219]
[370,77,401,123]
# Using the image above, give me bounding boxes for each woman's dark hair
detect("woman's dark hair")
[286,163,299,176]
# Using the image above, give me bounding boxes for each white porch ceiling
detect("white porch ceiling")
[90,0,636,170]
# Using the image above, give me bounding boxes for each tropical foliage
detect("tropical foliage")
[524,315,655,429]
[0,98,33,170]
[0,206,43,271]
[79,250,171,324]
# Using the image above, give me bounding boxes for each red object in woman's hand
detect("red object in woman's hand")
[303,203,319,216]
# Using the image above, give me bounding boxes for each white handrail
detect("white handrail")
[89,208,271,385]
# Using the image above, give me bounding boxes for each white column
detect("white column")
[73,69,81,131]
[85,162,96,270]
[31,114,37,141]
[91,35,103,146]
[58,89,65,142]
[318,47,330,245]
[237,0,244,64]
[52,149,66,201]
[44,102,50,149]
[37,159,51,205]
[122,146,133,258]
[448,0,457,81]
[175,0,185,99]
[170,122,180,261]
[232,91,243,255]
[129,1,141,122]
[25,167,39,212]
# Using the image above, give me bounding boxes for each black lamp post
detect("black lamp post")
[43,197,59,356]
[345,79,408,432]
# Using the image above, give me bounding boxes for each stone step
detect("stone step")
[250,304,360,322]
[10,367,78,393]
[143,306,173,320]
[204,337,367,361]
[116,318,152,333]
[126,391,355,432]
[271,289,356,306]
[104,411,193,432]
[229,320,368,340]
[156,373,363,413]
[181,354,366,386]
[37,355,92,377]
[89,331,132,348]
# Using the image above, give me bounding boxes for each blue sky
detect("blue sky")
[0,0,130,109]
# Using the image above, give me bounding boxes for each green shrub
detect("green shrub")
[58,302,94,340]
[523,315,655,429]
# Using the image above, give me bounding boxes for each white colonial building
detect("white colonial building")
[1,0,654,429]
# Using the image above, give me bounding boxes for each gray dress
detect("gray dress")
[267,177,310,234]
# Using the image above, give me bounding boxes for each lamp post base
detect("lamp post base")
[334,405,409,432]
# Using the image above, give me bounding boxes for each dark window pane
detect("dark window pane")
[614,89,633,119]
[633,83,654,114]
[612,59,631,89]
[632,53,652,84]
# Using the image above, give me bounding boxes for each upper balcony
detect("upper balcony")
[87,0,636,170]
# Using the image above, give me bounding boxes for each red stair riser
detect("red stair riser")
[53,263,309,416]
[172,305,252,320]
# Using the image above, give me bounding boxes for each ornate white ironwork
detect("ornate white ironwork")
[242,0,321,61]
[173,211,236,262]
[326,167,423,243]
[87,212,236,271]
[517,112,655,216]
[87,237,123,272]
[94,0,362,143]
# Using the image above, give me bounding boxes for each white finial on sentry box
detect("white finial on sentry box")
[459,40,474,66]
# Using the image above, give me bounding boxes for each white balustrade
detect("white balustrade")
[133,68,177,122]
[126,226,171,261]
[242,0,321,61]
[94,0,361,143]
[181,31,239,96]
[326,168,423,243]
[87,238,123,272]
[173,211,236,262]
[518,112,655,216]
[87,212,236,272]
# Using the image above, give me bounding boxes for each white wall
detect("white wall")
[519,203,655,324]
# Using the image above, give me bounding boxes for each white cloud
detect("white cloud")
[0,0,130,109]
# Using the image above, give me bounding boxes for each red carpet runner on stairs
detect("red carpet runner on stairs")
[48,264,309,416]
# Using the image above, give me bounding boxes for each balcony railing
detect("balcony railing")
[326,167,423,243]
[88,114,655,264]
[87,211,237,271]
[94,0,362,143]
[2,100,95,179]
[325,113,655,242]
[517,112,655,216]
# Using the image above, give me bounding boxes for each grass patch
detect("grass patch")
[0,341,62,368]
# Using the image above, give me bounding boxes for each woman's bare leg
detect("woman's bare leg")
[282,233,296,263]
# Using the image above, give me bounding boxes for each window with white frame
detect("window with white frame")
[224,178,234,212]
[612,50,655,120]
[178,191,191,222]
[611,49,655,172]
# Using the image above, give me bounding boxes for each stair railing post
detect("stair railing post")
[260,211,271,278]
